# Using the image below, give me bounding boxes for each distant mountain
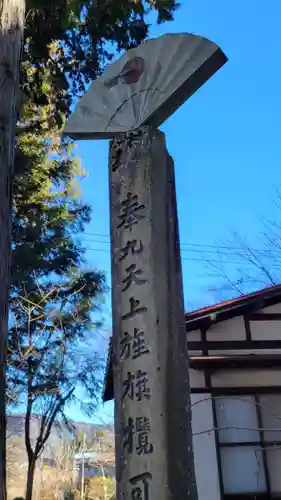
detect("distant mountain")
[7,413,114,459]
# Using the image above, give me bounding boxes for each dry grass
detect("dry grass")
[7,460,116,499]
[8,464,76,500]
[84,477,115,500]
[6,431,116,500]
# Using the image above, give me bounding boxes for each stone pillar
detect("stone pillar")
[109,126,197,500]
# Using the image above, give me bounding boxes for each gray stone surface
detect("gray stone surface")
[109,126,197,500]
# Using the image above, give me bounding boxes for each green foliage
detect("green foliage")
[9,0,179,411]
[23,0,179,128]
[9,72,106,459]
[8,0,178,495]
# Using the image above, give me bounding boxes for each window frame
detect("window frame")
[213,392,281,499]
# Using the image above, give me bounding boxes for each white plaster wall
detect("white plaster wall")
[206,316,246,341]
[187,329,202,341]
[191,393,220,500]
[189,369,206,388]
[260,303,281,314]
[250,302,281,340]
[250,319,281,340]
[187,350,203,356]
[208,348,281,356]
[212,369,281,387]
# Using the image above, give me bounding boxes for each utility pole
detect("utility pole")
[81,433,86,500]
[65,32,227,500]
[0,1,25,499]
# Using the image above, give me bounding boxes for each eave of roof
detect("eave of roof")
[190,354,281,370]
[185,284,281,331]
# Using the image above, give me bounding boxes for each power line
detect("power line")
[85,247,243,264]
[82,232,276,254]
[82,238,234,255]
[84,247,281,268]
[82,239,277,257]
[81,240,245,262]
[81,235,281,259]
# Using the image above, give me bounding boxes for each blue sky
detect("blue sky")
[71,0,281,422]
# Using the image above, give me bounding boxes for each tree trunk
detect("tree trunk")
[26,458,36,500]
[0,1,25,499]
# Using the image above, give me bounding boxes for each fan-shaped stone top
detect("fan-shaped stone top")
[64,33,227,140]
